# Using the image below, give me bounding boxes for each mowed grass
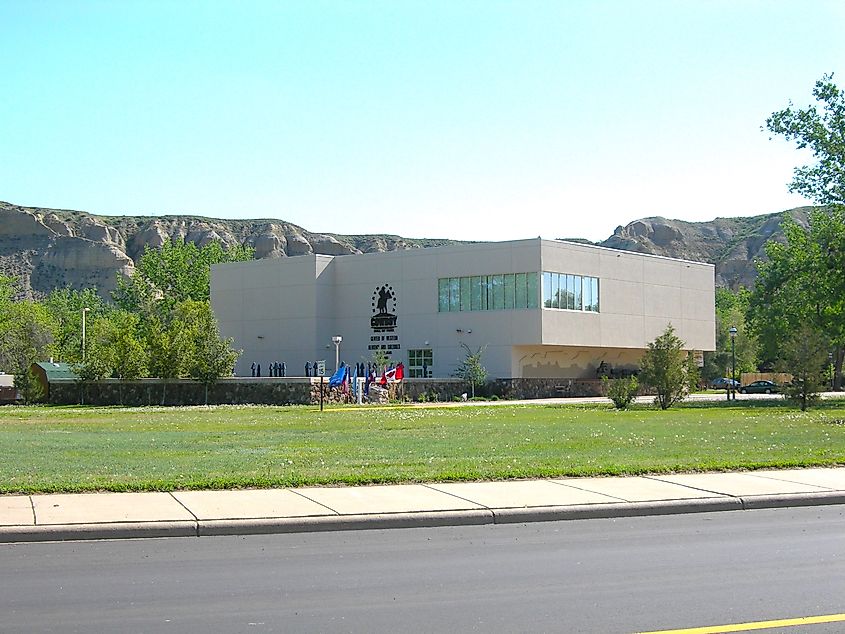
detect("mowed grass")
[1,400,845,493]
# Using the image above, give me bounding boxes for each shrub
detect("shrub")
[602,376,639,409]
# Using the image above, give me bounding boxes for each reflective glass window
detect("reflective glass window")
[460,276,471,312]
[526,272,538,308]
[517,273,528,308]
[449,278,460,311]
[574,275,582,310]
[438,278,449,312]
[471,276,482,311]
[542,272,551,308]
[504,274,515,309]
[492,274,504,309]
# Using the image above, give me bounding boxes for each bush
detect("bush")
[639,325,690,410]
[602,376,639,409]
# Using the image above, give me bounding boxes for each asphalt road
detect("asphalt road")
[2,506,844,633]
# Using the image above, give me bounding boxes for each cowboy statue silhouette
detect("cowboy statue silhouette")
[371,284,398,332]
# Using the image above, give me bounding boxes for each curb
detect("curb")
[2,494,844,544]
[739,491,845,510]
[197,509,495,536]
[0,521,197,543]
[490,497,744,524]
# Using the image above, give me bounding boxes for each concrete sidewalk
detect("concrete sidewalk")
[3,467,845,543]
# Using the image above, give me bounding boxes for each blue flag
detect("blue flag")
[328,362,346,388]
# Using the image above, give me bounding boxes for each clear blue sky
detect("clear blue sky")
[1,0,843,242]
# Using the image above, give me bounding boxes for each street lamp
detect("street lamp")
[331,335,342,371]
[729,326,738,400]
[81,307,91,363]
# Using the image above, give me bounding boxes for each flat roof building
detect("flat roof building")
[211,238,715,380]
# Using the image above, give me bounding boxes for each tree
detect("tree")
[703,288,758,383]
[765,74,845,207]
[763,75,845,389]
[454,342,488,398]
[114,238,253,315]
[778,324,830,411]
[747,210,845,387]
[145,313,192,404]
[0,276,54,403]
[42,287,108,365]
[638,325,690,410]
[76,310,147,382]
[177,300,239,404]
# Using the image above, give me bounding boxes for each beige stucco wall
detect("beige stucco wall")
[514,345,644,379]
[211,238,715,379]
[539,240,714,355]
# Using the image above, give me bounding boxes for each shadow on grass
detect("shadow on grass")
[542,396,845,412]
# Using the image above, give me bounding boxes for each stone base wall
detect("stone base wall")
[490,378,604,399]
[45,377,606,406]
[48,378,315,406]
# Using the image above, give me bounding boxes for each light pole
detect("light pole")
[81,307,91,363]
[729,326,738,400]
[331,335,342,371]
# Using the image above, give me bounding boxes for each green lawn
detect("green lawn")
[1,400,844,494]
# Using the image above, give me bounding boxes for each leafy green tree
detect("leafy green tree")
[109,311,148,381]
[778,324,830,411]
[76,310,147,382]
[43,287,108,364]
[0,275,54,403]
[177,300,239,404]
[703,288,758,383]
[763,75,845,389]
[748,210,845,388]
[114,238,253,315]
[454,342,488,398]
[765,74,845,207]
[638,325,690,410]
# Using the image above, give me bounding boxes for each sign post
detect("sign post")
[317,360,326,411]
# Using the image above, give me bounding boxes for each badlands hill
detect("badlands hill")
[0,200,814,299]
[0,201,459,299]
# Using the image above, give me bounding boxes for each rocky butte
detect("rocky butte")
[0,200,816,299]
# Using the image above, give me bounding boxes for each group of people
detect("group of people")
[250,361,286,377]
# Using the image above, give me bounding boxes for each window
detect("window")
[541,271,599,313]
[460,277,471,312]
[449,278,460,312]
[589,277,599,312]
[438,272,540,312]
[492,274,504,309]
[438,278,449,312]
[526,272,539,308]
[408,349,433,378]
[518,273,529,309]
[471,276,482,311]
[504,274,515,309]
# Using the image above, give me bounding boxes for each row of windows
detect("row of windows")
[438,273,540,312]
[542,272,599,312]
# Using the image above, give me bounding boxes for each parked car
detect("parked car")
[739,380,779,394]
[710,377,739,389]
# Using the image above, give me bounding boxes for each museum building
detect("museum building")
[210,238,715,380]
